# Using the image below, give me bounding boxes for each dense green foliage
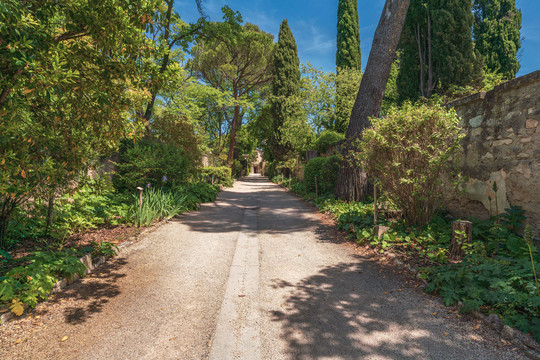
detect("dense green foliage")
[0,0,157,247]
[270,20,302,162]
[201,167,233,187]
[176,182,221,209]
[190,9,274,165]
[6,177,129,244]
[397,0,482,100]
[0,249,86,310]
[473,0,522,79]
[357,103,463,226]
[312,130,345,155]
[303,156,341,196]
[113,139,193,193]
[300,64,361,134]
[336,0,362,131]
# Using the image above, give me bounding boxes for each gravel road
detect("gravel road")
[0,175,525,359]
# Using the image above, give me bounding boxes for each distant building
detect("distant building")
[250,150,265,175]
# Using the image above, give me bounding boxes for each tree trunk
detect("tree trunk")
[426,14,434,98]
[45,196,55,236]
[335,0,411,201]
[0,198,19,249]
[416,23,425,97]
[226,92,240,165]
[450,220,473,259]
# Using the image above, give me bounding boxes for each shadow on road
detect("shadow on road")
[43,258,127,325]
[270,258,469,359]
[178,176,317,235]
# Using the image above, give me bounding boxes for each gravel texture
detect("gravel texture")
[0,175,526,359]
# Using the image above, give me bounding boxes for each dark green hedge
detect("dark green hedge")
[303,155,341,195]
[201,166,233,187]
[113,139,191,193]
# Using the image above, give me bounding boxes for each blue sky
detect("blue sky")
[177,0,539,77]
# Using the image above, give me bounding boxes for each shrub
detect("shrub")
[231,159,246,179]
[201,166,233,187]
[128,187,188,227]
[176,182,220,209]
[265,161,278,178]
[312,130,345,155]
[113,139,192,192]
[358,102,463,226]
[304,155,341,195]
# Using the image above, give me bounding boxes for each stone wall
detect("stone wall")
[447,70,540,237]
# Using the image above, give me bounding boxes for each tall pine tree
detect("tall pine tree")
[270,20,302,162]
[335,0,361,133]
[396,0,481,101]
[473,0,521,79]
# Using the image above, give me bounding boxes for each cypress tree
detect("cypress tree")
[336,0,361,70]
[335,0,361,133]
[270,19,301,162]
[473,0,521,79]
[396,0,481,101]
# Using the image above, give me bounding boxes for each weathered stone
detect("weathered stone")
[493,139,513,146]
[505,111,521,120]
[482,152,494,159]
[373,225,390,239]
[471,128,482,137]
[484,313,504,332]
[517,152,530,159]
[460,170,510,216]
[80,254,93,274]
[487,117,499,126]
[501,325,516,339]
[526,119,539,128]
[506,127,514,133]
[469,115,483,127]
[520,137,532,143]
[515,163,532,179]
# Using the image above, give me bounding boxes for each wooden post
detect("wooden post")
[281,173,284,185]
[288,175,291,189]
[450,220,473,258]
[315,175,318,198]
[136,187,144,207]
[373,185,377,225]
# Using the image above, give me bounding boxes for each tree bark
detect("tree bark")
[450,220,473,259]
[427,14,434,97]
[226,90,240,165]
[416,23,425,97]
[45,195,55,236]
[335,0,411,201]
